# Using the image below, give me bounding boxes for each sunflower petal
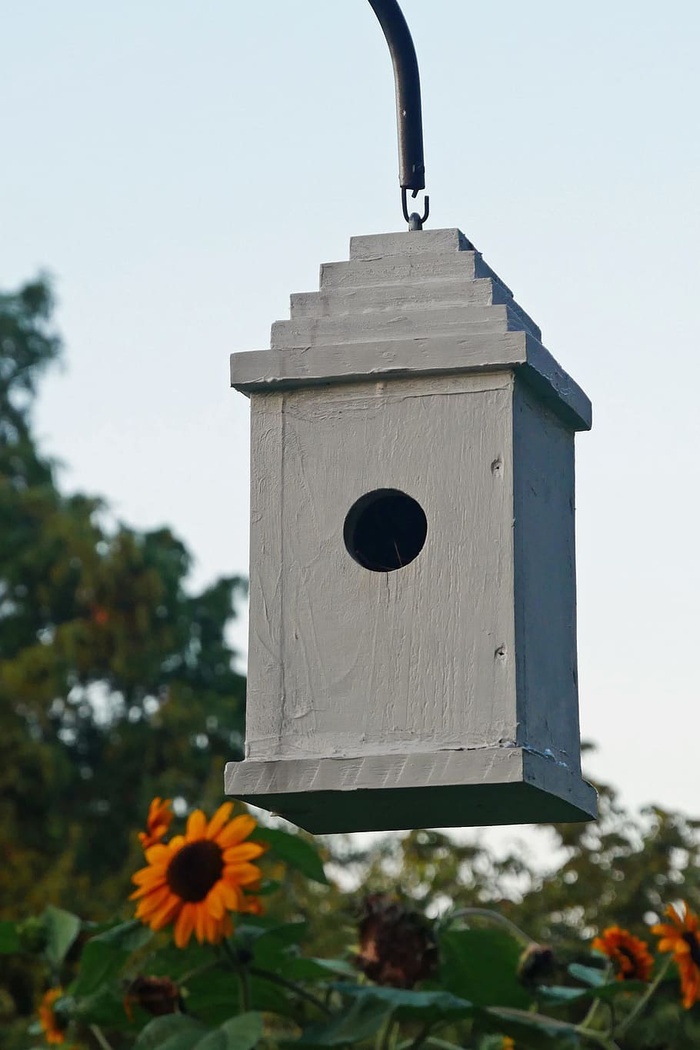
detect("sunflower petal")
[206,802,234,839]
[215,815,257,848]
[186,809,207,840]
[174,904,196,948]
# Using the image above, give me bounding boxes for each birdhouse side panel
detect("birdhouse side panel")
[244,374,520,764]
[512,379,582,772]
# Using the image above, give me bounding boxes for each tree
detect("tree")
[0,276,247,926]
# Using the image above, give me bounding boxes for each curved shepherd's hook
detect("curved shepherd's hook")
[367,0,429,229]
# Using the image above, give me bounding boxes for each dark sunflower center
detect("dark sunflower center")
[682,932,700,968]
[616,946,637,977]
[166,840,224,902]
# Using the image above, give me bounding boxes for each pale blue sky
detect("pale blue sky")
[3,1,700,824]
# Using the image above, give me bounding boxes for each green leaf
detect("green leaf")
[134,1014,207,1050]
[332,984,474,1022]
[253,827,328,884]
[74,986,137,1031]
[567,963,606,988]
[43,905,81,968]
[480,1006,582,1048]
[298,996,391,1046]
[535,985,588,1004]
[197,1013,263,1050]
[73,921,153,997]
[0,921,20,953]
[183,969,245,1027]
[592,978,649,1000]
[439,927,531,1009]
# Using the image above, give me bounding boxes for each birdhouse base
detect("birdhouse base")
[224,746,596,834]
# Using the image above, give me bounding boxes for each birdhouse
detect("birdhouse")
[224,228,597,834]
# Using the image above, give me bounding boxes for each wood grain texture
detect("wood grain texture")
[230,333,591,432]
[224,747,597,833]
[244,374,517,762]
[229,228,595,831]
[513,380,581,770]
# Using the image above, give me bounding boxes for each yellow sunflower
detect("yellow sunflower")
[138,797,173,849]
[130,801,265,948]
[652,901,700,1009]
[592,926,653,982]
[38,987,67,1045]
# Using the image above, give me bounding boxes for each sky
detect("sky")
[3,0,700,834]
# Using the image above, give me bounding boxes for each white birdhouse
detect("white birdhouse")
[225,228,596,834]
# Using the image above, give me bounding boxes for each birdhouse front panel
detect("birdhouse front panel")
[244,372,518,765]
[225,229,596,833]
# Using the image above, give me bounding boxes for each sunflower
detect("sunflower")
[652,901,700,1008]
[592,926,653,982]
[138,797,173,849]
[130,801,265,948]
[38,987,67,1045]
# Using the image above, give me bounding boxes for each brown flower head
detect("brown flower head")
[652,901,700,1009]
[138,797,174,850]
[517,943,557,988]
[355,894,438,989]
[124,976,182,1020]
[592,926,653,982]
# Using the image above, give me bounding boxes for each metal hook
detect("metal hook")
[401,187,430,231]
[369,0,430,230]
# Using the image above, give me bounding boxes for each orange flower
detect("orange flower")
[652,901,700,1008]
[38,987,67,1045]
[138,797,173,849]
[592,926,653,982]
[130,802,265,948]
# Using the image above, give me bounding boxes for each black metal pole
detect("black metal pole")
[367,0,429,229]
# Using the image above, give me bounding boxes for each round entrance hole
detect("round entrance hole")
[343,489,427,572]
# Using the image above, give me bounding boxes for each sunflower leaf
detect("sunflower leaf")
[197,1013,263,1050]
[133,1014,207,1050]
[567,963,606,988]
[43,905,81,968]
[297,996,392,1046]
[253,827,328,884]
[331,984,474,1022]
[479,1006,583,1048]
[0,921,20,953]
[72,921,153,997]
[439,927,531,1009]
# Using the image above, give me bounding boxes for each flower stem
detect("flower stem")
[239,965,252,1013]
[438,907,534,949]
[90,1025,115,1050]
[375,1015,396,1050]
[248,965,332,1015]
[405,1020,434,1050]
[615,956,673,1036]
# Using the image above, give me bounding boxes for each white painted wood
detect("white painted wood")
[289,278,541,340]
[224,748,597,834]
[349,228,473,259]
[227,229,596,833]
[244,374,517,763]
[513,381,581,769]
[230,332,591,432]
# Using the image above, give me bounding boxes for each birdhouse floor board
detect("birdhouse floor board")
[224,747,596,835]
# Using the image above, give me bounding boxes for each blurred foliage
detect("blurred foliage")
[4,276,700,1049]
[0,276,246,924]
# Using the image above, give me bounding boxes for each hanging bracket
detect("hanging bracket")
[368,0,430,230]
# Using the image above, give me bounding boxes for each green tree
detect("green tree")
[0,276,247,927]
